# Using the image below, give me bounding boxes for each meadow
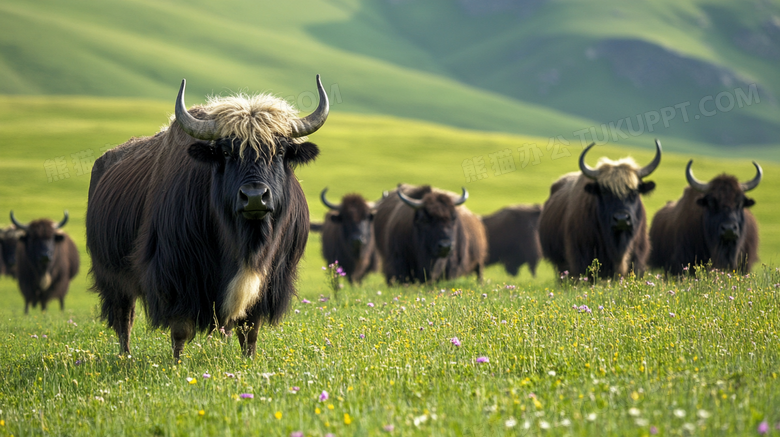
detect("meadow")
[0,96,779,435]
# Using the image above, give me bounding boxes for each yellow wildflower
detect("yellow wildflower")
[275,411,282,420]
[344,413,352,425]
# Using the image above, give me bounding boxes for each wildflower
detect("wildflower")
[646,281,655,286]
[428,321,433,326]
[628,408,641,417]
[482,293,487,298]
[419,327,424,331]
[344,413,352,425]
[758,421,769,435]
[548,292,554,298]
[548,370,556,376]
[290,432,304,437]
[586,413,597,421]
[42,334,48,339]
[240,393,254,399]
[294,309,300,314]
[697,410,711,419]
[290,386,300,393]
[450,337,461,347]
[319,390,329,402]
[598,305,604,310]
[187,377,197,385]
[202,373,211,379]
[315,407,321,414]
[505,417,517,428]
[476,357,489,363]
[198,410,205,416]
[539,421,550,429]
[274,411,282,419]
[75,360,82,366]
[650,426,658,435]
[667,290,675,295]
[225,372,235,378]
[383,424,395,432]
[302,299,311,304]
[669,313,675,318]
[367,303,374,307]
[359,334,365,339]
[728,296,734,301]
[31,334,38,339]
[673,409,685,418]
[561,419,571,427]
[325,338,332,346]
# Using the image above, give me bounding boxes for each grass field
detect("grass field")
[0,96,779,435]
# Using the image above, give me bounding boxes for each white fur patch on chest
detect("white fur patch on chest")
[222,265,267,322]
[39,273,52,291]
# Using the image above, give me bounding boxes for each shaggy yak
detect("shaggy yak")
[649,160,761,274]
[1,225,23,278]
[538,140,661,279]
[482,204,542,277]
[373,184,487,284]
[312,188,378,284]
[86,75,329,358]
[11,211,79,313]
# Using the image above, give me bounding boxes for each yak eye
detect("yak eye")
[223,150,230,157]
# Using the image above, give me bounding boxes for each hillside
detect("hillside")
[1,0,779,160]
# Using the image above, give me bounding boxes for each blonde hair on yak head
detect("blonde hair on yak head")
[201,92,308,161]
[593,157,641,199]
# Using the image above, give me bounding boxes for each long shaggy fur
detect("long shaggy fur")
[594,157,640,199]
[16,220,79,313]
[1,226,22,278]
[373,184,487,284]
[649,176,758,274]
[482,205,542,277]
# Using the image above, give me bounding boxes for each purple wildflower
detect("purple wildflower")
[667,290,675,296]
[669,312,675,317]
[729,296,735,301]
[359,334,365,339]
[301,298,311,304]
[239,393,254,399]
[451,337,461,347]
[202,373,211,379]
[758,421,769,435]
[319,390,329,402]
[367,302,375,307]
[225,372,235,378]
[290,432,304,437]
[650,426,658,435]
[646,281,655,286]
[476,357,489,363]
[75,360,82,366]
[598,305,604,310]
[30,334,38,339]
[383,425,395,432]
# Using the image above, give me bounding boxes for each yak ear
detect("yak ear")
[696,196,709,207]
[286,141,319,166]
[54,234,65,242]
[329,213,342,223]
[19,234,27,243]
[584,183,600,195]
[188,142,221,164]
[744,197,756,208]
[638,181,656,194]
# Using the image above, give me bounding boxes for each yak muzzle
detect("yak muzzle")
[612,211,632,232]
[238,183,273,220]
[436,239,452,258]
[720,222,739,241]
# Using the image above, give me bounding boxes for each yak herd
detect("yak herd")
[0,76,763,358]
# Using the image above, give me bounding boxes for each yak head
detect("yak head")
[580,140,660,259]
[321,189,374,256]
[181,76,327,248]
[398,186,468,261]
[10,211,68,271]
[686,160,761,270]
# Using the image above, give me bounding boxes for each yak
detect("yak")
[1,225,22,278]
[538,140,661,279]
[313,188,378,284]
[482,204,542,277]
[11,211,79,313]
[86,75,329,359]
[649,160,761,274]
[373,184,487,284]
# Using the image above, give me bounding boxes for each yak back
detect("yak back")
[482,204,542,276]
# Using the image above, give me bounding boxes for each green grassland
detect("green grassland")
[0,96,779,435]
[1,0,779,161]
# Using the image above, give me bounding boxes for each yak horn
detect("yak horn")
[55,210,69,229]
[685,160,709,192]
[397,190,424,210]
[453,187,469,206]
[9,211,28,232]
[290,75,330,138]
[740,161,762,192]
[320,188,340,210]
[636,139,662,178]
[175,79,220,140]
[578,142,600,180]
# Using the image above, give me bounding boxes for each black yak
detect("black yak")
[538,140,661,279]
[373,184,487,284]
[86,75,329,358]
[11,211,79,313]
[649,160,761,274]
[314,188,378,284]
[482,204,542,277]
[1,225,22,278]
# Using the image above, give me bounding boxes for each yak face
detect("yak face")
[19,221,64,271]
[412,193,458,260]
[585,181,654,259]
[329,195,374,256]
[189,136,318,240]
[695,177,754,268]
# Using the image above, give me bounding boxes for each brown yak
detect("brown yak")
[482,204,542,277]
[11,211,79,313]
[373,184,487,284]
[538,140,661,279]
[649,160,761,274]
[86,75,328,358]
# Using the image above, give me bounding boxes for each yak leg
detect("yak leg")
[60,297,65,311]
[40,300,47,312]
[101,292,137,355]
[24,301,29,315]
[171,319,195,361]
[236,322,259,358]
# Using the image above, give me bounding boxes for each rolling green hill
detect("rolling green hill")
[1,0,779,160]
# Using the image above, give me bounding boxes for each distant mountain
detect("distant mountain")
[1,0,778,159]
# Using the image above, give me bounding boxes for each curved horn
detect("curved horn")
[578,142,600,180]
[55,210,69,230]
[397,190,424,210]
[740,161,763,192]
[453,187,469,206]
[290,75,330,138]
[175,79,220,140]
[636,139,663,179]
[685,160,710,192]
[9,211,28,232]
[320,188,340,211]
